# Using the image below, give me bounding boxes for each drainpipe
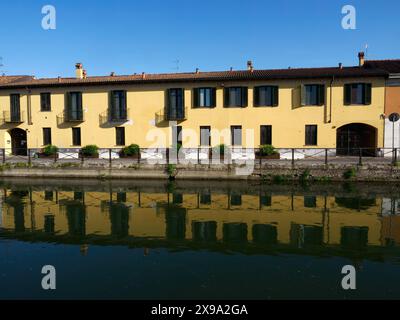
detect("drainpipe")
[328,76,334,123]
[26,87,32,125]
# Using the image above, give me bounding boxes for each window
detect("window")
[224,87,248,107]
[305,125,317,146]
[40,93,51,111]
[193,88,216,108]
[344,83,372,105]
[110,90,127,120]
[117,192,126,202]
[42,128,52,145]
[200,126,211,146]
[10,94,21,121]
[115,127,125,146]
[260,125,272,145]
[67,92,83,120]
[254,86,279,107]
[44,191,53,201]
[231,126,242,146]
[72,127,81,146]
[301,84,325,106]
[200,192,211,205]
[167,88,185,119]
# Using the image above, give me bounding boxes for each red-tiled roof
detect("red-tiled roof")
[364,59,400,74]
[0,75,34,85]
[0,66,388,89]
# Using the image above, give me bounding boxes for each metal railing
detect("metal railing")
[2,111,25,123]
[57,110,85,124]
[99,108,129,125]
[155,106,188,123]
[0,147,399,167]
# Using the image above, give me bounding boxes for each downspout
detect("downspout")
[26,87,32,125]
[328,76,334,123]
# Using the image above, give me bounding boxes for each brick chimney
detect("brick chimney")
[75,63,84,79]
[358,52,365,67]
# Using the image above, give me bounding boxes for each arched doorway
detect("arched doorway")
[9,128,27,156]
[336,123,377,156]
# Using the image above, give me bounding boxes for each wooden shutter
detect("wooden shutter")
[193,88,199,107]
[253,86,260,107]
[272,86,279,107]
[241,87,248,107]
[318,85,325,106]
[344,84,351,105]
[121,91,127,118]
[224,88,230,107]
[300,85,306,106]
[364,83,372,105]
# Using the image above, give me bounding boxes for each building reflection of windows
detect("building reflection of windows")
[74,192,84,202]
[259,194,272,209]
[341,226,369,248]
[116,192,126,203]
[304,196,317,208]
[66,203,86,236]
[200,192,211,205]
[192,221,217,242]
[44,191,54,201]
[223,223,247,243]
[335,197,376,211]
[109,203,130,238]
[172,193,183,205]
[44,214,55,234]
[290,223,323,248]
[5,191,28,233]
[252,224,277,245]
[230,193,242,207]
[165,207,186,240]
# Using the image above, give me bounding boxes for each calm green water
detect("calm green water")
[0,179,400,299]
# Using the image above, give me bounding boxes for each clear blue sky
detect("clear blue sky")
[0,0,399,78]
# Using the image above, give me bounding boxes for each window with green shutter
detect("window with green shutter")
[301,84,325,106]
[193,88,216,108]
[254,86,279,107]
[344,83,372,105]
[224,87,248,107]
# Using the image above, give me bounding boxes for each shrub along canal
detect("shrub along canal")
[0,178,400,299]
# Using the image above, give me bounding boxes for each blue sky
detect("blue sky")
[0,0,399,78]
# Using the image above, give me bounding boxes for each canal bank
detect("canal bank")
[0,161,399,182]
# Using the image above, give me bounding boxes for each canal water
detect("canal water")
[0,179,399,300]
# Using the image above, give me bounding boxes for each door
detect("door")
[9,128,27,156]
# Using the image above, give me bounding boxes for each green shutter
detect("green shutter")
[193,88,199,107]
[211,88,216,107]
[224,88,229,107]
[241,87,248,107]
[318,85,325,106]
[344,84,351,105]
[300,85,306,106]
[253,87,260,107]
[272,86,279,107]
[364,83,372,105]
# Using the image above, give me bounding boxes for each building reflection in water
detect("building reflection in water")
[1,185,400,254]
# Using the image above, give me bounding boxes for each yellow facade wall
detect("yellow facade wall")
[0,77,385,149]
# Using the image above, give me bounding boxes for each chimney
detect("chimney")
[338,62,343,69]
[82,69,87,79]
[142,72,146,79]
[110,72,115,77]
[75,63,83,79]
[358,52,365,67]
[195,68,199,74]
[229,67,233,72]
[247,60,254,72]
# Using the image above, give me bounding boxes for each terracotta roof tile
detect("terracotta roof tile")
[0,66,388,89]
[364,59,400,74]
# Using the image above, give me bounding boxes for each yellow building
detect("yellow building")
[0,53,390,156]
